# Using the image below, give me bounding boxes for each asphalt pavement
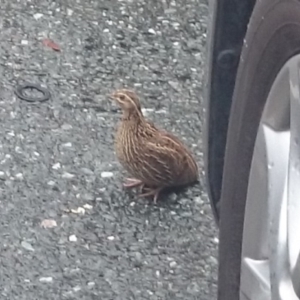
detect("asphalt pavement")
[0,0,218,299]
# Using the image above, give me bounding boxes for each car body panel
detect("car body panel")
[204,0,256,223]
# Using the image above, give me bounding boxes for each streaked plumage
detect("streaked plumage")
[110,89,199,203]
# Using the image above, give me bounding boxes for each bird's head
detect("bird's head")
[110,89,142,118]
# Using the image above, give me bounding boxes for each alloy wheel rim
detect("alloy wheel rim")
[240,54,300,300]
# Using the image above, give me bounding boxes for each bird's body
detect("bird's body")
[111,89,199,203]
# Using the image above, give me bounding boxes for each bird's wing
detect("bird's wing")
[142,131,198,186]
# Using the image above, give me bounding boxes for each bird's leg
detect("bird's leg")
[138,187,163,204]
[123,178,144,189]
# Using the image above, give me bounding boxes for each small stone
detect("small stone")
[194,196,203,204]
[62,142,72,148]
[21,241,35,252]
[62,172,75,179]
[81,168,94,175]
[52,163,61,170]
[0,171,5,179]
[168,81,180,91]
[15,173,24,180]
[133,252,143,267]
[69,235,77,242]
[147,290,154,295]
[209,256,218,265]
[21,40,28,45]
[141,108,154,116]
[61,124,72,130]
[87,281,95,287]
[107,236,115,241]
[148,28,156,35]
[156,109,167,114]
[15,146,22,153]
[7,131,15,137]
[33,13,43,20]
[101,172,113,178]
[152,248,159,255]
[67,9,73,16]
[169,193,177,202]
[73,285,81,292]
[47,180,56,186]
[169,261,177,268]
[39,277,53,283]
[155,270,160,277]
[83,204,93,210]
[41,219,57,228]
[213,237,219,244]
[187,39,200,51]
[71,207,85,215]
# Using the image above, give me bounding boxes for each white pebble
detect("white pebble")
[15,146,22,153]
[71,207,85,215]
[213,237,219,244]
[156,109,167,114]
[69,235,77,242]
[83,204,93,210]
[62,142,72,148]
[61,124,72,130]
[67,9,73,16]
[33,13,43,20]
[141,108,154,116]
[73,286,81,292]
[107,236,115,241]
[169,261,177,268]
[21,40,28,45]
[62,172,75,179]
[148,28,156,35]
[147,290,154,296]
[7,131,15,136]
[101,171,113,178]
[39,277,53,283]
[15,173,23,180]
[21,241,35,252]
[52,163,61,170]
[40,219,57,228]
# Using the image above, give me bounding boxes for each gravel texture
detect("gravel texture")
[0,0,217,299]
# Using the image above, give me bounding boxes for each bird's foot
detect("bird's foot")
[138,187,163,204]
[123,178,144,190]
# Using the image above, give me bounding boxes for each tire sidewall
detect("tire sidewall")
[218,1,300,299]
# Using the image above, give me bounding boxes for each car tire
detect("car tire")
[218,0,300,299]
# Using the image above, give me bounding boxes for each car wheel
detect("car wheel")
[218,0,300,299]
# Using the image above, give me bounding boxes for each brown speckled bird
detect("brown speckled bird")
[110,89,199,203]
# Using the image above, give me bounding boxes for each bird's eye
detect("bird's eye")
[119,95,125,101]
